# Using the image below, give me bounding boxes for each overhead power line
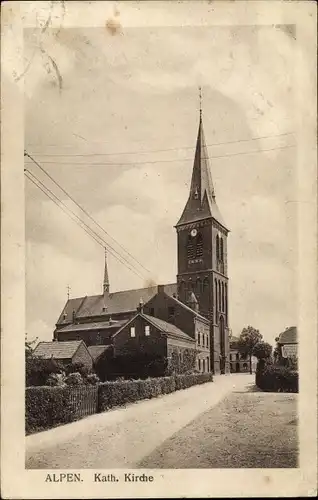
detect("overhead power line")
[27,131,294,158]
[25,169,147,282]
[24,144,296,167]
[24,151,152,276]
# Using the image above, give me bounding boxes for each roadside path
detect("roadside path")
[26,374,253,469]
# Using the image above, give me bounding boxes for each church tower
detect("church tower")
[175,94,230,374]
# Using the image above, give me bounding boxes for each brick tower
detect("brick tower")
[175,100,230,374]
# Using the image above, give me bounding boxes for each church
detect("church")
[54,107,230,375]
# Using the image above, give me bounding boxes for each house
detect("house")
[53,105,231,375]
[143,285,211,372]
[112,310,196,378]
[276,326,297,360]
[33,340,93,371]
[229,336,257,373]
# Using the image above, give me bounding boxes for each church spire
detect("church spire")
[176,91,226,230]
[103,247,110,295]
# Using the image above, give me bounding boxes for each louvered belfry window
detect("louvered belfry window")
[196,233,203,257]
[187,236,195,259]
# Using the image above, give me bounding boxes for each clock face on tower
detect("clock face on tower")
[190,228,197,237]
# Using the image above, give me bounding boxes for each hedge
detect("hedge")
[26,373,214,434]
[26,386,75,434]
[256,364,298,393]
[98,372,213,412]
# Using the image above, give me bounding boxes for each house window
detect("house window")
[207,357,210,372]
[96,333,101,344]
[198,358,201,371]
[202,359,206,372]
[236,352,240,360]
[198,332,201,346]
[145,325,150,336]
[130,326,136,338]
[206,334,209,348]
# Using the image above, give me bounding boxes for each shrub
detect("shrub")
[256,363,298,393]
[26,357,65,387]
[46,372,66,387]
[65,372,83,386]
[64,362,91,378]
[98,372,213,412]
[86,373,100,385]
[26,386,74,434]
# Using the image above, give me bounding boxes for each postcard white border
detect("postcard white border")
[1,1,317,498]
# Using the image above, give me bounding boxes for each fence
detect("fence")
[68,386,99,418]
[26,373,214,434]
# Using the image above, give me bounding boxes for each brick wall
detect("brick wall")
[113,315,167,358]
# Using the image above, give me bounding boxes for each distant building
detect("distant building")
[229,336,257,373]
[276,326,297,360]
[33,340,93,371]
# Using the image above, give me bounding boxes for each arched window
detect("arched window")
[221,282,225,312]
[225,283,228,321]
[215,279,218,312]
[196,233,203,257]
[196,278,202,295]
[218,281,221,310]
[203,278,209,294]
[220,237,224,262]
[198,332,201,346]
[216,234,220,261]
[187,236,194,259]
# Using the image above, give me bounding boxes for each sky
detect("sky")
[24,23,297,345]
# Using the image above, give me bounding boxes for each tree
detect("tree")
[253,341,272,360]
[237,326,263,374]
[25,335,38,358]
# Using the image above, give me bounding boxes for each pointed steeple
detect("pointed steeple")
[103,247,110,295]
[176,92,227,230]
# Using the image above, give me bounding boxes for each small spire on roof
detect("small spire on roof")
[103,247,110,295]
[67,284,71,300]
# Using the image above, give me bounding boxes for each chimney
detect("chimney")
[137,297,144,314]
[158,285,164,295]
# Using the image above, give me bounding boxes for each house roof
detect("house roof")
[114,313,195,343]
[56,283,177,326]
[88,345,112,361]
[277,326,297,345]
[57,319,126,333]
[176,116,227,230]
[142,314,195,343]
[167,293,209,323]
[33,340,85,360]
